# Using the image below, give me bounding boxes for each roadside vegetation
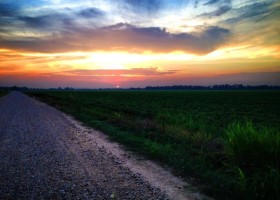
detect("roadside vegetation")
[27,90,280,200]
[0,90,9,97]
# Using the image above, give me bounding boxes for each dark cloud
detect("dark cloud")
[0,18,16,27]
[0,4,72,31]
[0,6,105,33]
[200,5,231,17]
[204,0,219,5]
[0,3,17,17]
[17,13,76,30]
[256,8,280,22]
[204,0,231,6]
[194,0,198,8]
[77,8,104,18]
[86,23,231,54]
[0,2,22,28]
[19,16,53,28]
[0,3,20,17]
[238,2,273,18]
[0,23,230,54]
[0,39,72,53]
[212,5,231,16]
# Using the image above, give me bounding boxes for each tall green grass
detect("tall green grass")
[225,122,280,199]
[225,121,279,170]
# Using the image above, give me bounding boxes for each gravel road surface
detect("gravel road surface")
[0,92,202,200]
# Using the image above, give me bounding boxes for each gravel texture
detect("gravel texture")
[0,92,204,200]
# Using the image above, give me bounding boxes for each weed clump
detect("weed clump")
[225,122,280,199]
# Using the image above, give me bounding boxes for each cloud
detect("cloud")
[204,0,231,6]
[0,23,230,54]
[119,0,192,16]
[121,0,163,14]
[0,3,16,17]
[200,0,232,17]
[18,14,78,32]
[62,67,178,77]
[0,2,24,28]
[0,1,48,17]
[19,15,54,28]
[214,5,231,16]
[225,2,278,24]
[0,5,74,34]
[0,18,15,27]
[0,2,20,17]
[77,8,105,18]
[0,3,109,37]
[200,5,231,17]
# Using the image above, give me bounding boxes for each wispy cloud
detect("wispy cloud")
[200,5,232,17]
[204,0,231,6]
[224,2,278,24]
[61,67,178,77]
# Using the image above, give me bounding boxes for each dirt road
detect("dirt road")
[0,92,202,200]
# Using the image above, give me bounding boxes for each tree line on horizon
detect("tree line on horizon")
[141,84,280,90]
[0,84,280,91]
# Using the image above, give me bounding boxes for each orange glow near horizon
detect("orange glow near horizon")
[1,44,280,88]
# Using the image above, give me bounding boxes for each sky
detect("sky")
[0,0,279,88]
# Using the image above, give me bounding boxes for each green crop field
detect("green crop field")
[27,90,280,200]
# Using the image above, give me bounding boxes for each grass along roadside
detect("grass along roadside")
[27,90,280,200]
[0,90,9,97]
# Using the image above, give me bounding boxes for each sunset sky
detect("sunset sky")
[0,0,279,88]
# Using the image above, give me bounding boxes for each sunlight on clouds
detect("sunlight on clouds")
[1,42,279,87]
[10,45,280,74]
[204,46,280,60]
[153,13,204,33]
[0,49,12,52]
